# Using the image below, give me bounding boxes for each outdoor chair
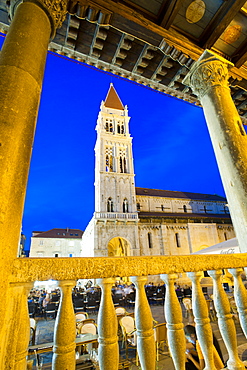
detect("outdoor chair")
[119,316,138,365]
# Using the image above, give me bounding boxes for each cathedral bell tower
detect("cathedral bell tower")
[94,84,138,218]
[81,84,139,258]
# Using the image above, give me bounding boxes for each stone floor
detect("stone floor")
[29,304,247,369]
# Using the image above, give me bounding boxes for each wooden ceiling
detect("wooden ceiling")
[0,0,247,120]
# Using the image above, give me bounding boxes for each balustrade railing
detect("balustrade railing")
[8,253,247,370]
[94,212,138,220]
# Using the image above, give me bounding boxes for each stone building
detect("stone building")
[81,85,235,258]
[29,228,83,257]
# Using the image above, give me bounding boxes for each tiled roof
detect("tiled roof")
[32,228,83,239]
[135,187,227,202]
[104,84,124,110]
[138,212,231,220]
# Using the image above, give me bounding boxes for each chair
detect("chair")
[29,318,36,345]
[77,322,98,357]
[85,297,98,314]
[44,303,57,320]
[28,302,36,318]
[73,298,85,313]
[75,312,88,321]
[152,291,164,305]
[119,316,138,365]
[154,323,168,361]
[115,307,126,315]
[183,298,194,322]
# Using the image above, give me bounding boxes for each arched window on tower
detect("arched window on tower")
[109,122,113,132]
[148,233,153,249]
[107,198,114,212]
[123,157,127,173]
[183,205,187,213]
[120,157,123,173]
[123,199,128,213]
[117,124,121,134]
[121,124,125,134]
[105,120,109,132]
[175,233,181,248]
[106,154,113,172]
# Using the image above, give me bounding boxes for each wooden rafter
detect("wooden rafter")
[158,0,183,29]
[200,0,247,49]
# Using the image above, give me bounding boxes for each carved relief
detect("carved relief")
[190,60,229,99]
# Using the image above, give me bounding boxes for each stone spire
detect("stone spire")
[104,83,125,110]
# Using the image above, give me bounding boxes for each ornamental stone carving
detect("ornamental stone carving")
[183,50,233,99]
[8,0,67,37]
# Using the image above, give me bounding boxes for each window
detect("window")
[148,233,153,248]
[161,205,164,211]
[107,198,114,212]
[54,253,59,257]
[175,233,181,248]
[105,119,109,131]
[123,199,128,213]
[137,203,140,211]
[123,157,127,173]
[204,205,207,213]
[121,124,125,134]
[183,205,187,213]
[224,232,228,241]
[69,253,73,257]
[117,124,121,134]
[39,240,44,245]
[109,121,113,132]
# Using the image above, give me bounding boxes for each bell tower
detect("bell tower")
[81,84,140,258]
[94,83,138,218]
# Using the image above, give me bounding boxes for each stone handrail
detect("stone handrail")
[11,253,247,282]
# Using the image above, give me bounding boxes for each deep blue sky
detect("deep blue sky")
[0,34,225,251]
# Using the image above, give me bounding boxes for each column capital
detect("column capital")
[183,49,233,99]
[8,0,67,38]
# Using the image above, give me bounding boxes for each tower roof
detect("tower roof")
[104,84,124,110]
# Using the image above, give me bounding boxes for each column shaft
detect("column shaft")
[183,50,247,252]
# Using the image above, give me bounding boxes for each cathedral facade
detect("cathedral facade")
[81,85,235,258]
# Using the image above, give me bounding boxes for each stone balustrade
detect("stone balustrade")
[9,253,247,369]
[94,212,138,220]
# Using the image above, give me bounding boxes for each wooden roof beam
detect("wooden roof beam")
[232,40,247,68]
[200,0,246,49]
[158,0,184,29]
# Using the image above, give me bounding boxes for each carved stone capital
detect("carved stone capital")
[8,0,67,38]
[183,50,233,99]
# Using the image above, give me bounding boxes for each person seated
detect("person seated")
[184,325,224,370]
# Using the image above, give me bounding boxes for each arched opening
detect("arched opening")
[107,197,114,212]
[123,198,128,213]
[107,237,130,257]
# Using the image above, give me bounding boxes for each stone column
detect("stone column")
[0,0,66,365]
[183,50,247,252]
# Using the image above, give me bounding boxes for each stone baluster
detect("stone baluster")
[97,278,119,370]
[229,268,247,338]
[15,283,34,370]
[131,276,155,370]
[5,282,33,370]
[208,270,245,370]
[161,273,186,370]
[52,280,76,370]
[187,271,216,370]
